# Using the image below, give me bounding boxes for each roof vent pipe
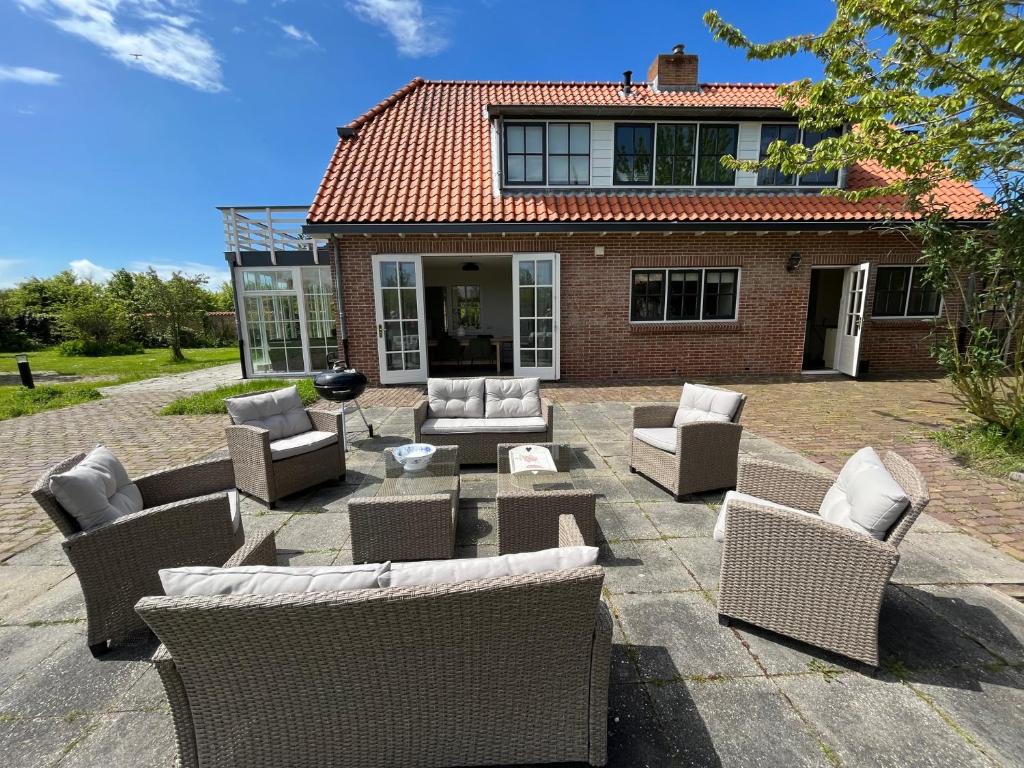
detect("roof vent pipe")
[672,43,685,55]
[621,70,633,97]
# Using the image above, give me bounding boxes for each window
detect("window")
[757,124,800,186]
[696,125,738,185]
[630,270,665,321]
[614,124,655,185]
[873,266,941,317]
[655,124,697,185]
[630,268,740,322]
[799,127,842,186]
[504,123,545,185]
[301,267,338,371]
[453,285,481,329]
[548,123,590,185]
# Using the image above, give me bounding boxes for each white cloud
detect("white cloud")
[347,0,448,57]
[69,258,114,282]
[0,65,61,85]
[279,22,317,47]
[15,0,224,93]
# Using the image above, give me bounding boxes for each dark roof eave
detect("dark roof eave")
[303,219,992,236]
[486,104,797,121]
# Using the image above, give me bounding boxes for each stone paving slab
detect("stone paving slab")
[2,401,1024,766]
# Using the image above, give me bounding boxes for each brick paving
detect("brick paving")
[0,365,242,561]
[356,375,1024,563]
[3,367,1023,564]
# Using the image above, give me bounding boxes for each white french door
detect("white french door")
[513,253,560,380]
[372,255,428,384]
[835,262,870,377]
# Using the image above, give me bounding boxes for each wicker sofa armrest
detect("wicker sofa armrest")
[223,530,278,567]
[674,420,743,451]
[225,423,274,496]
[558,514,586,548]
[307,408,343,434]
[150,645,199,768]
[134,457,235,509]
[737,458,834,511]
[589,600,613,767]
[541,397,554,428]
[413,399,429,429]
[632,404,677,429]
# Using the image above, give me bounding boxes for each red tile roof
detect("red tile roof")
[308,79,990,227]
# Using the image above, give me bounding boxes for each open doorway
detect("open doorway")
[803,268,845,371]
[422,255,514,376]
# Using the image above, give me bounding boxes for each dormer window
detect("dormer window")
[504,123,545,185]
[696,125,738,185]
[757,125,843,186]
[548,123,590,185]
[614,124,655,185]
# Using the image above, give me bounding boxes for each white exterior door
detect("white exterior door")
[372,255,428,384]
[513,253,560,380]
[835,262,870,377]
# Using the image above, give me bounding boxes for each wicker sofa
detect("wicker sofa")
[630,383,746,500]
[31,454,251,656]
[137,519,611,768]
[414,377,553,464]
[224,385,345,507]
[717,450,929,667]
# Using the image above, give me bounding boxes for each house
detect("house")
[221,45,989,384]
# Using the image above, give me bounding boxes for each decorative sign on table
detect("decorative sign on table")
[508,444,557,475]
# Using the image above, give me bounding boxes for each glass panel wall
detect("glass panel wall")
[302,267,338,371]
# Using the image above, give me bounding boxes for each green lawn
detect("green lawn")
[0,347,240,421]
[161,379,317,416]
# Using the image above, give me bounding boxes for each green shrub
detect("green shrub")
[933,421,1024,477]
[161,379,318,416]
[58,339,143,357]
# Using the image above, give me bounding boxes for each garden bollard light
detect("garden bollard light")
[16,354,34,389]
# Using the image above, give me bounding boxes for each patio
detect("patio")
[2,399,1023,767]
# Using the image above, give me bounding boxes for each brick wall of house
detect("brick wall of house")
[332,232,951,383]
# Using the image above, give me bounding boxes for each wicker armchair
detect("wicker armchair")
[413,397,554,464]
[224,391,345,507]
[629,388,746,501]
[717,452,929,668]
[31,455,246,657]
[137,519,612,768]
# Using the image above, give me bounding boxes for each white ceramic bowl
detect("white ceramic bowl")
[392,443,437,472]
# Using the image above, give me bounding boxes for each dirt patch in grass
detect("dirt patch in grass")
[161,379,318,416]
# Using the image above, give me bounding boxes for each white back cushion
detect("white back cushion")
[427,378,485,418]
[674,383,743,427]
[818,447,910,539]
[48,445,143,532]
[225,386,312,441]
[485,378,542,419]
[159,562,389,596]
[379,546,598,588]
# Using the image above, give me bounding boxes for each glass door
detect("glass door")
[372,255,428,384]
[835,262,870,377]
[513,253,559,380]
[237,268,306,374]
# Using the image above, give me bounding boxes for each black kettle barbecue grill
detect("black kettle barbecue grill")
[312,350,374,449]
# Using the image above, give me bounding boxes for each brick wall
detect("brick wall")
[332,232,952,383]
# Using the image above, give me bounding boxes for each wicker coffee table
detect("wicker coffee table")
[496,443,598,554]
[348,446,460,563]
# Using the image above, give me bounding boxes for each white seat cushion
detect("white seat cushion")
[228,490,241,534]
[159,562,390,596]
[714,491,812,542]
[633,427,678,453]
[225,385,312,441]
[818,447,910,539]
[420,416,547,435]
[674,383,743,427]
[427,378,485,418]
[48,445,144,532]
[378,546,599,588]
[485,378,542,418]
[269,430,338,460]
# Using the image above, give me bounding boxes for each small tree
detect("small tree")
[704,0,1024,437]
[135,269,209,362]
[56,281,138,356]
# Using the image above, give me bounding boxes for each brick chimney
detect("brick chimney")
[647,44,699,92]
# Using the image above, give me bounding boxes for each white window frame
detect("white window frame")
[628,267,742,324]
[871,264,944,319]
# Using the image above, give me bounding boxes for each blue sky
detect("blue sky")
[0,0,834,288]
